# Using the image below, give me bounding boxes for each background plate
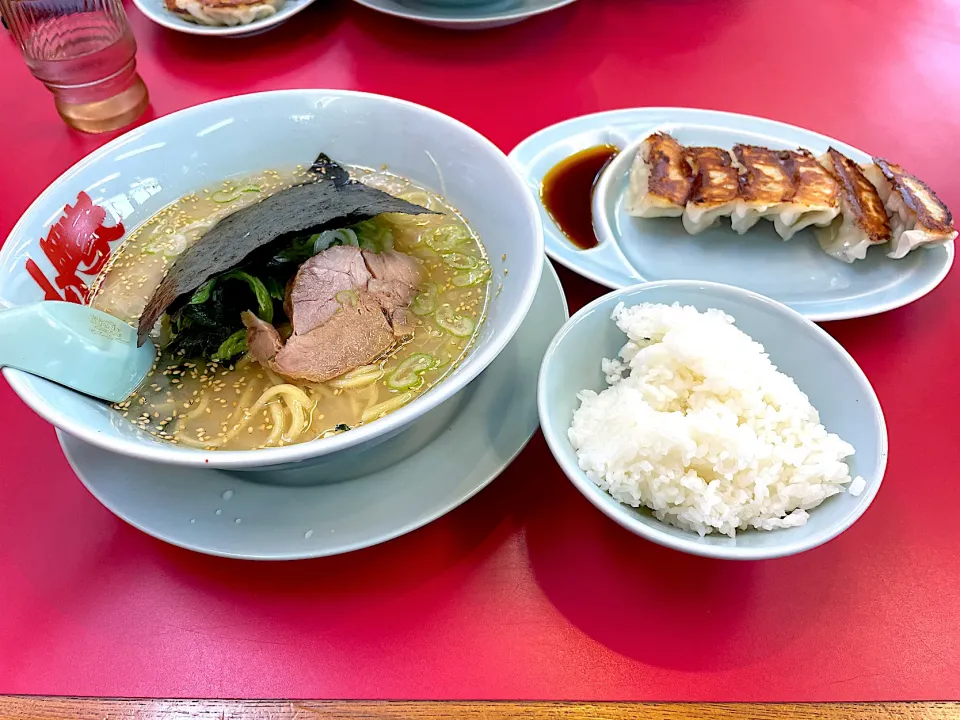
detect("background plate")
[349,0,578,30]
[57,259,567,560]
[509,108,954,321]
[132,0,322,37]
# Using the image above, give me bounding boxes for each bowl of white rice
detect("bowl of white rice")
[538,280,887,560]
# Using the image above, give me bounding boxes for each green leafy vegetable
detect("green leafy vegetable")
[221,270,273,323]
[189,279,216,305]
[166,269,278,360]
[262,276,286,302]
[212,329,248,363]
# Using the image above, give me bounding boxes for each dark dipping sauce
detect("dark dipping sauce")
[540,144,619,250]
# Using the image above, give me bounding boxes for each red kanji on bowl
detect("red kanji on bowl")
[25,191,125,303]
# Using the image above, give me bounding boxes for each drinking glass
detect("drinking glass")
[1,0,149,133]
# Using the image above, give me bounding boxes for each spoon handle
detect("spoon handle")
[0,304,43,369]
[0,301,154,402]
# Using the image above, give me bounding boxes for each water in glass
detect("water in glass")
[2,0,148,133]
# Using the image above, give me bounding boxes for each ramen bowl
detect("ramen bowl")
[0,89,543,472]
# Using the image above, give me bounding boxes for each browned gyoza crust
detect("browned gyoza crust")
[873,157,955,235]
[643,133,693,206]
[684,146,739,208]
[777,149,840,210]
[733,144,795,204]
[824,148,891,242]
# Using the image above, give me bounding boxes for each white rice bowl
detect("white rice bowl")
[568,302,861,538]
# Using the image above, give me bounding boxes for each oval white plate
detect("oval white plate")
[509,108,954,322]
[58,259,567,560]
[133,0,322,37]
[349,0,578,30]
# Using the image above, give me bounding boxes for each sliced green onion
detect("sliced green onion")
[387,353,438,390]
[452,265,491,287]
[143,232,188,259]
[442,252,479,270]
[425,226,472,252]
[211,329,247,362]
[412,282,438,316]
[361,392,413,424]
[313,228,360,254]
[211,185,261,203]
[435,304,475,338]
[352,218,395,253]
[335,289,359,308]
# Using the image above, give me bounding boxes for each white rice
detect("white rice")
[568,302,861,537]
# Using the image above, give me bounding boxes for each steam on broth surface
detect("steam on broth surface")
[91,165,491,450]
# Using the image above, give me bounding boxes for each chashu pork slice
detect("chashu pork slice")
[245,245,422,383]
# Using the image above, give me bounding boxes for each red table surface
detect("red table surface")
[2,0,960,702]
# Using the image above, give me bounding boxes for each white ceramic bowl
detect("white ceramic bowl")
[0,89,543,471]
[538,281,887,560]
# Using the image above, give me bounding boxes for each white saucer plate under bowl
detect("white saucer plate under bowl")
[133,0,322,37]
[509,108,954,322]
[58,258,567,560]
[349,0,578,30]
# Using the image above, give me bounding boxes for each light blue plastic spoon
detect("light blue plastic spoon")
[0,302,155,403]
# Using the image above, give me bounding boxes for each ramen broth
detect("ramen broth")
[91,167,490,450]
